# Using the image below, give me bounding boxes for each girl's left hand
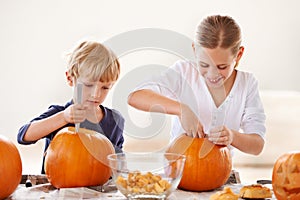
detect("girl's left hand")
[207,126,233,146]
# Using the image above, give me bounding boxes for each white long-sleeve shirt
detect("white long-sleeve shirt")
[134,60,266,143]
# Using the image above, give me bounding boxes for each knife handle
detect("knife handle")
[75,83,83,132]
[257,179,272,184]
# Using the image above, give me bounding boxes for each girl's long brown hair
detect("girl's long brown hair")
[195,15,242,56]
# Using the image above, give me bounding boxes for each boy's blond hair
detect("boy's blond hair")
[67,41,120,82]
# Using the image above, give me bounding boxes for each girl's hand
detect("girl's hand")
[208,126,233,146]
[63,104,87,124]
[179,103,205,138]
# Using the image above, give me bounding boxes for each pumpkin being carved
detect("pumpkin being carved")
[272,152,300,200]
[167,135,232,191]
[44,127,115,188]
[0,135,22,199]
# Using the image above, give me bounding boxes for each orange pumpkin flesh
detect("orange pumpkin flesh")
[167,135,232,191]
[45,127,115,188]
[272,152,300,200]
[0,135,22,199]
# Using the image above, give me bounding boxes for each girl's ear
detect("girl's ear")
[236,46,244,62]
[234,46,245,68]
[192,42,196,55]
[65,71,74,86]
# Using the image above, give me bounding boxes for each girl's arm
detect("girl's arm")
[128,89,181,115]
[208,126,265,155]
[207,74,266,155]
[231,130,264,155]
[228,75,265,155]
[128,89,205,138]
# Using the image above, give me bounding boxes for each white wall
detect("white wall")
[233,90,300,167]
[1,0,300,174]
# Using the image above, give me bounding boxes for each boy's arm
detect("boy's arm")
[18,102,87,143]
[23,111,68,142]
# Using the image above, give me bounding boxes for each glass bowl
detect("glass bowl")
[107,152,186,200]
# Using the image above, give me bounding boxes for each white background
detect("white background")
[1,0,300,174]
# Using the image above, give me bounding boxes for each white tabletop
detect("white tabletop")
[9,183,276,200]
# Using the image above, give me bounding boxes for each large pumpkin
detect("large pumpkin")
[0,135,22,199]
[44,127,115,188]
[272,152,300,200]
[167,135,232,191]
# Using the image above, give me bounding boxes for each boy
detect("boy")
[18,41,124,174]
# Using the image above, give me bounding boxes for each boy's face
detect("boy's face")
[76,77,115,110]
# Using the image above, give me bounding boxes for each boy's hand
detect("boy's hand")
[208,126,233,146]
[63,104,87,124]
[179,103,205,138]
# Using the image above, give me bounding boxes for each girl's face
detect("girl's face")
[76,77,115,110]
[195,47,241,89]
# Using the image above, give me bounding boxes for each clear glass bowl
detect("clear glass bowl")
[107,152,186,200]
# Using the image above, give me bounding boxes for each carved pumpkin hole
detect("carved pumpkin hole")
[285,188,300,195]
[291,165,300,173]
[284,177,290,184]
[277,164,283,173]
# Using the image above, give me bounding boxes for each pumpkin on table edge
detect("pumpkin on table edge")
[44,127,115,188]
[0,135,22,200]
[166,134,232,192]
[272,151,300,200]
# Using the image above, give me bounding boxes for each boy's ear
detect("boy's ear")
[65,71,74,86]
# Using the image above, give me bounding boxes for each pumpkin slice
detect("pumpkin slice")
[240,184,272,199]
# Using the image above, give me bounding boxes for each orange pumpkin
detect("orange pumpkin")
[44,127,115,188]
[0,135,22,199]
[167,135,232,191]
[272,152,300,200]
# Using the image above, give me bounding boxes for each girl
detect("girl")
[128,15,266,155]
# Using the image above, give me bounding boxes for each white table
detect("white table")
[9,183,276,200]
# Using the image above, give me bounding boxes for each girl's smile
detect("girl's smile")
[206,75,224,86]
[196,47,239,90]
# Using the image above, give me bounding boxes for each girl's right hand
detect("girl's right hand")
[179,103,205,138]
[63,104,87,124]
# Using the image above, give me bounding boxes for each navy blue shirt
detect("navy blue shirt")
[17,100,124,174]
